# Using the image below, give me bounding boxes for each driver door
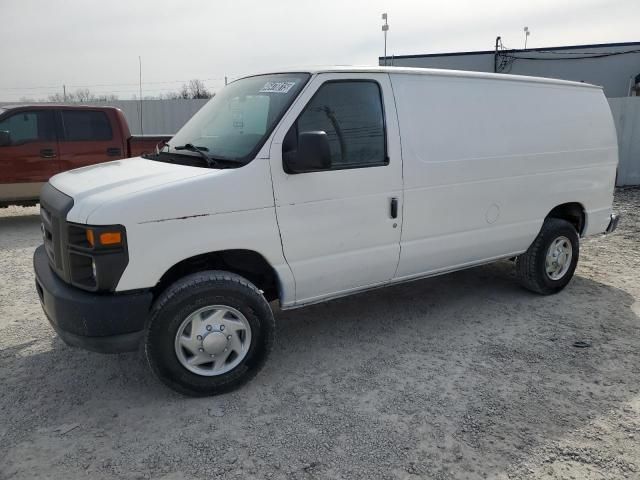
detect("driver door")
[269,73,403,306]
[0,109,59,202]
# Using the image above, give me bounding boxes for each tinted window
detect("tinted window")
[293,81,386,169]
[61,110,112,141]
[0,110,56,145]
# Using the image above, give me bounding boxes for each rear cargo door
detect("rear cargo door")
[57,109,123,172]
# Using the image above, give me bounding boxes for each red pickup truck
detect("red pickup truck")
[0,104,171,207]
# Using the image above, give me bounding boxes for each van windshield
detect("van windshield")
[163,73,310,166]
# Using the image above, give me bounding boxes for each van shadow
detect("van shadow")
[268,263,640,476]
[2,261,639,478]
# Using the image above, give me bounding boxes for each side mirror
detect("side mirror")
[154,140,167,155]
[284,131,331,173]
[0,130,10,147]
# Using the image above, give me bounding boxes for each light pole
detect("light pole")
[382,13,389,66]
[138,56,143,135]
[523,26,530,50]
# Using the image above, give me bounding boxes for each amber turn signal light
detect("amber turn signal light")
[86,229,95,247]
[99,231,122,246]
[85,229,122,247]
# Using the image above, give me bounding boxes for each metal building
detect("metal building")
[380,41,640,98]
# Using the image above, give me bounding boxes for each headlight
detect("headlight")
[67,224,129,292]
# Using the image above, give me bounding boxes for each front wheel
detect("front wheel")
[145,271,275,396]
[516,218,579,295]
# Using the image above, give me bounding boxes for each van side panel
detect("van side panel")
[87,158,296,305]
[391,73,617,280]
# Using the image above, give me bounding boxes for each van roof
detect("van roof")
[248,66,602,90]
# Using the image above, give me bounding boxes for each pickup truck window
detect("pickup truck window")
[61,110,113,141]
[166,73,310,164]
[0,110,56,145]
[291,80,387,170]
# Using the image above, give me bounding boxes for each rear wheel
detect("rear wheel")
[516,218,579,295]
[145,271,274,396]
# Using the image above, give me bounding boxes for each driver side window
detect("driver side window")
[285,81,387,170]
[0,110,56,145]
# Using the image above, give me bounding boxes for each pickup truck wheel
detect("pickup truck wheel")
[145,271,274,396]
[516,218,579,295]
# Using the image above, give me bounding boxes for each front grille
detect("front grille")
[39,183,74,283]
[40,205,59,269]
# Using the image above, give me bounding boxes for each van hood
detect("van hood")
[51,157,207,199]
[51,156,274,225]
[50,157,210,222]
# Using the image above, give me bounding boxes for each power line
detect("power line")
[0,76,231,91]
[9,87,217,96]
[1,81,228,98]
[494,41,640,73]
[499,47,640,61]
[531,49,640,55]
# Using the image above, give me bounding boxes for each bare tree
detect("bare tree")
[47,89,118,103]
[186,79,211,99]
[163,79,212,99]
[45,80,212,103]
[75,88,92,102]
[159,91,177,100]
[48,92,72,102]
[178,84,190,99]
[94,93,119,102]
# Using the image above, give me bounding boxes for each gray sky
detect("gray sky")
[1,0,638,101]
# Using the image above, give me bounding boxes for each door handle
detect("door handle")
[40,148,56,159]
[390,197,398,219]
[106,147,122,157]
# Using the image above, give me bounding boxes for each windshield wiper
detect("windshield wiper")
[173,143,216,167]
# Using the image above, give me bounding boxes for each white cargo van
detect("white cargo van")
[34,67,619,395]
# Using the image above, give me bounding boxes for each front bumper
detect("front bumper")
[34,245,153,353]
[605,213,620,234]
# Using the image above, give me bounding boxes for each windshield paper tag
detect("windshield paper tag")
[259,81,296,94]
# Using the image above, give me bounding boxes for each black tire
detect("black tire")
[145,270,275,396]
[516,218,579,295]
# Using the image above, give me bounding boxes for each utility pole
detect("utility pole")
[224,76,228,86]
[381,13,389,66]
[63,84,66,102]
[494,36,501,73]
[523,26,530,50]
[138,56,144,135]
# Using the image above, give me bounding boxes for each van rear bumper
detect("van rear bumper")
[34,245,152,353]
[605,213,620,234]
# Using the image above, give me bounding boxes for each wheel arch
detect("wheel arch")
[154,249,282,303]
[546,202,587,236]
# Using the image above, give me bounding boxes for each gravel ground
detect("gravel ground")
[1,189,639,480]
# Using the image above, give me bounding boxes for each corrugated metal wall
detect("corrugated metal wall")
[92,99,208,135]
[382,43,640,98]
[609,97,640,186]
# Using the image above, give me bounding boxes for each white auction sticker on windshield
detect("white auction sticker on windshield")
[259,81,296,94]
